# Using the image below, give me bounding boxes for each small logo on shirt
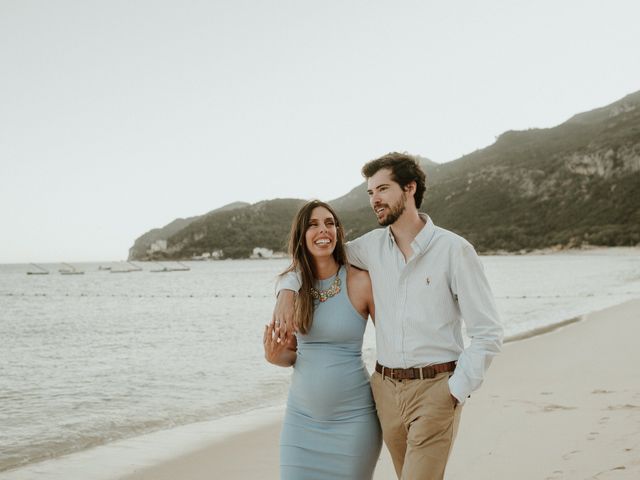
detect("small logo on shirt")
[425,276,431,285]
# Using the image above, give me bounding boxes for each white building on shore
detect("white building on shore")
[250,247,274,259]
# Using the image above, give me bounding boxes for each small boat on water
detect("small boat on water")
[171,262,191,272]
[150,262,171,273]
[126,261,143,272]
[26,263,50,275]
[110,261,143,273]
[59,263,85,275]
[98,265,112,271]
[150,261,191,273]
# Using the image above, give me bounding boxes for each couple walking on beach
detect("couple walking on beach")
[263,152,504,479]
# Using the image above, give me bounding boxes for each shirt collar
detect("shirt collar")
[386,213,436,255]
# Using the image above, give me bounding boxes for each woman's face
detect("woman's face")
[304,206,337,259]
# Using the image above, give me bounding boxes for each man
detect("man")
[275,152,503,479]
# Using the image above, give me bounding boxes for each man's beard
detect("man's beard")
[377,197,406,226]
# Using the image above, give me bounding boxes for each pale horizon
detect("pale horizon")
[2,1,639,263]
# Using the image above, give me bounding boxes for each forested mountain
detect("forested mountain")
[129,91,640,260]
[160,199,306,259]
[128,201,249,260]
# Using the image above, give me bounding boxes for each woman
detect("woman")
[263,200,382,479]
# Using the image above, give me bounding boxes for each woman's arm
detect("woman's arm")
[263,322,297,367]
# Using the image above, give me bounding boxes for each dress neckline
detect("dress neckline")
[316,265,342,285]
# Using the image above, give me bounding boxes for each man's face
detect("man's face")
[366,168,408,226]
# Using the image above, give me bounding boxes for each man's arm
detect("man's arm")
[272,235,372,333]
[273,272,300,334]
[448,243,504,404]
[344,236,370,270]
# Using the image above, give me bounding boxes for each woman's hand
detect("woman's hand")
[263,322,297,367]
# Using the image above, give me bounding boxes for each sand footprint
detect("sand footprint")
[543,404,577,412]
[509,399,577,414]
[587,431,599,441]
[593,466,627,478]
[606,404,640,411]
[545,471,564,480]
[562,449,580,460]
[598,416,610,425]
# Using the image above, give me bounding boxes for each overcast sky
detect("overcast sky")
[1,0,639,263]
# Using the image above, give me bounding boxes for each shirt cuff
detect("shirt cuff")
[448,375,471,405]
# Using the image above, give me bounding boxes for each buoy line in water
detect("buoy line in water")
[1,292,637,299]
[1,292,273,298]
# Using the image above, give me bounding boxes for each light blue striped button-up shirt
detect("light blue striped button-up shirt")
[278,214,503,403]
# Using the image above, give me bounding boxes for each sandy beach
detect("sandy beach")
[113,298,640,480]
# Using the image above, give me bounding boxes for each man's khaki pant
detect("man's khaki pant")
[370,371,463,480]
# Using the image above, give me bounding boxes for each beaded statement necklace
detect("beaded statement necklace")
[310,270,342,302]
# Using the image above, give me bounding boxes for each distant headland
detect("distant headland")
[129,91,640,261]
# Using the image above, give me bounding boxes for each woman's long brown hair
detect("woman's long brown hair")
[281,200,347,334]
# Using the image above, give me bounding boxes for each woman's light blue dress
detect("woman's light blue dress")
[280,266,382,479]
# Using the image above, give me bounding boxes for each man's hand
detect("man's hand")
[273,289,296,337]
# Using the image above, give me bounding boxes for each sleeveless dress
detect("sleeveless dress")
[280,266,382,479]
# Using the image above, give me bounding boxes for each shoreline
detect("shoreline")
[2,297,639,479]
[142,245,640,262]
[4,245,638,266]
[0,406,285,480]
[123,245,640,263]
[503,315,582,343]
[482,245,640,256]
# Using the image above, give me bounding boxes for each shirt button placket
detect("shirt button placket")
[399,271,409,368]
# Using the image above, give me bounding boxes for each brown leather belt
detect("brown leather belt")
[375,361,456,380]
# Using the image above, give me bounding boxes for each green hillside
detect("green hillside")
[129,91,640,260]
[149,199,306,260]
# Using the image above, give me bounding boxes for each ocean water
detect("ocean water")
[1,250,639,474]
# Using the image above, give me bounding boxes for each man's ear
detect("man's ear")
[404,181,417,196]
